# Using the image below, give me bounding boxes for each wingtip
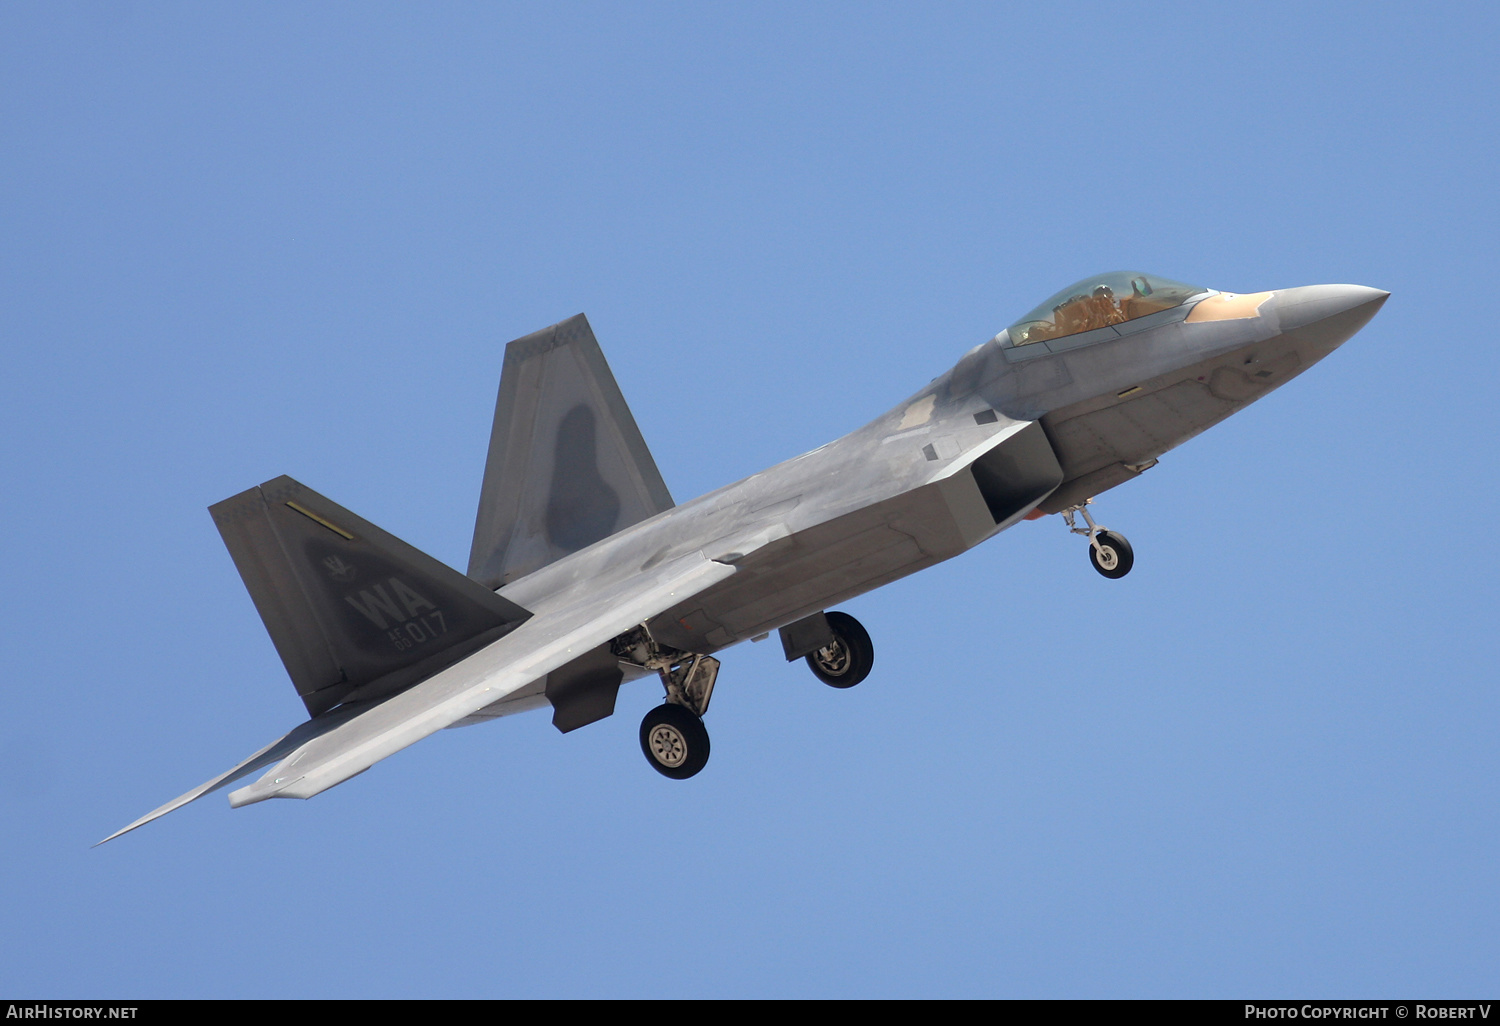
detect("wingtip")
[93,815,154,848]
[92,725,308,848]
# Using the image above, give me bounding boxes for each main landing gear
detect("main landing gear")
[613,626,719,780]
[614,609,877,779]
[1061,500,1134,579]
[806,611,875,688]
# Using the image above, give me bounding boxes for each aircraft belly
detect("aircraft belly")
[650,536,911,652]
[716,529,929,637]
[650,473,1007,649]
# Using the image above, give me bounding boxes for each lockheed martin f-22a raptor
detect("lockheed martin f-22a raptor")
[101,272,1388,843]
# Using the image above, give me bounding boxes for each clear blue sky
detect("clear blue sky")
[3,1,1496,998]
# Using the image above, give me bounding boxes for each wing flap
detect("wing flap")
[228,552,735,805]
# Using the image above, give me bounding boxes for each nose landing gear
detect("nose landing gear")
[1061,500,1134,579]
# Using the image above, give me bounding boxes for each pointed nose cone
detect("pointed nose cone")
[1274,284,1390,333]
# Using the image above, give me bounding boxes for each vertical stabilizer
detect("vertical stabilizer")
[468,314,674,588]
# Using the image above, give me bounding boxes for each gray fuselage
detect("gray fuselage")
[498,283,1388,662]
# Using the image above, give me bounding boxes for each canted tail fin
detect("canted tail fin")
[467,313,674,589]
[211,476,531,716]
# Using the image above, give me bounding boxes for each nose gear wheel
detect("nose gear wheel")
[1061,500,1134,579]
[1088,530,1133,578]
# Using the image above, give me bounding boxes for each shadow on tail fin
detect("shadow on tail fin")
[211,476,531,716]
[468,313,674,589]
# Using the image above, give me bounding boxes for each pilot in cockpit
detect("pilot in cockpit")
[1053,284,1127,335]
[1008,272,1205,347]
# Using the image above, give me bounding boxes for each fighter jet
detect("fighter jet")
[101,272,1387,842]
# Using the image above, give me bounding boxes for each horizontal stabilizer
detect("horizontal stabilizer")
[211,476,531,716]
[469,314,674,589]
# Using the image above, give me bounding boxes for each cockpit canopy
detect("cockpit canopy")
[1007,271,1205,347]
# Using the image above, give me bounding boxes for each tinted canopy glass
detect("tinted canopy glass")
[1008,271,1205,346]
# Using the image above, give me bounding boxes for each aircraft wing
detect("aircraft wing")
[101,551,734,842]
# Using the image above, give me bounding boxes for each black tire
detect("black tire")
[805,610,874,688]
[1089,530,1134,579]
[639,703,710,779]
